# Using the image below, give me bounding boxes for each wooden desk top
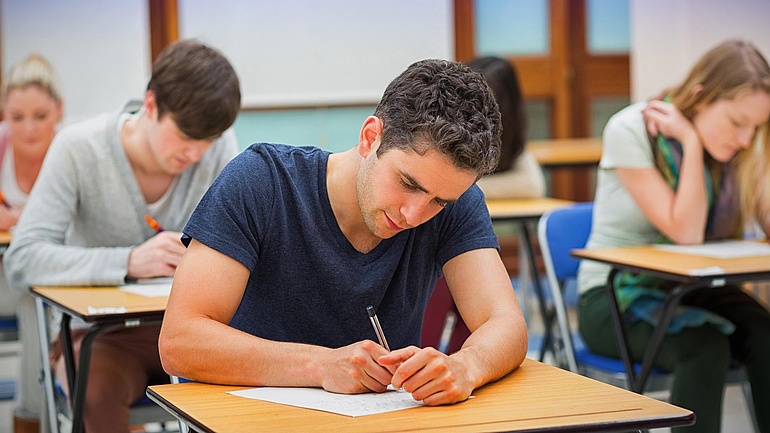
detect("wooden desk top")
[30,286,168,323]
[486,197,574,221]
[529,138,602,168]
[148,359,693,433]
[573,244,770,282]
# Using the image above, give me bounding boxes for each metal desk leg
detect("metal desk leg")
[605,269,638,388]
[518,221,551,361]
[605,270,707,393]
[68,322,122,433]
[35,297,59,433]
[59,315,76,409]
[634,282,706,393]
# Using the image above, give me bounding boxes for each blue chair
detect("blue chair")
[0,315,20,402]
[537,202,648,385]
[538,202,758,431]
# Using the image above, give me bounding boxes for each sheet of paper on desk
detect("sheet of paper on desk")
[654,240,770,259]
[119,278,172,298]
[227,386,423,417]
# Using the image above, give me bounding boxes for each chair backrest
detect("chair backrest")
[0,316,19,341]
[539,203,593,281]
[538,202,593,373]
[421,277,471,355]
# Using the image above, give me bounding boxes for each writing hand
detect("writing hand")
[317,340,393,394]
[127,231,186,279]
[378,346,475,405]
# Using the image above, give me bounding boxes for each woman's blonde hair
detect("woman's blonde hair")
[668,39,770,232]
[2,54,62,105]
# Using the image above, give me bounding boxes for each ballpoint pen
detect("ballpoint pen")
[366,305,391,351]
[144,214,164,233]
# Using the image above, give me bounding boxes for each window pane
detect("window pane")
[474,0,549,56]
[591,97,630,137]
[587,0,630,53]
[525,99,551,140]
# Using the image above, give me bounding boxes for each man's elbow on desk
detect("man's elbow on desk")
[157,321,190,379]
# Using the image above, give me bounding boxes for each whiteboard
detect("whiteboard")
[178,0,454,107]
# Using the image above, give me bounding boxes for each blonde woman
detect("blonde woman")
[0,54,62,433]
[578,39,770,433]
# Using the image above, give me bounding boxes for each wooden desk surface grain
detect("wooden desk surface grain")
[31,286,168,322]
[573,245,770,279]
[529,138,602,167]
[486,197,574,221]
[148,359,693,433]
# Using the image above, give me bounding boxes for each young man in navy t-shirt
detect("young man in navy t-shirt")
[159,59,528,406]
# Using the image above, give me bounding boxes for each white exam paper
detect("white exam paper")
[119,278,173,298]
[227,386,423,417]
[654,240,770,259]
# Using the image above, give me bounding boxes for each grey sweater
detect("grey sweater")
[5,106,238,291]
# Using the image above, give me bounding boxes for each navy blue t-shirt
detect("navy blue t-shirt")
[183,143,498,349]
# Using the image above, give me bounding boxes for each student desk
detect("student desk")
[486,198,573,360]
[529,138,602,168]
[0,230,12,253]
[30,286,168,433]
[572,244,770,393]
[147,358,693,433]
[529,138,603,202]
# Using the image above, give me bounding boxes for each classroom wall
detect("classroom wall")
[1,0,451,124]
[1,0,151,124]
[3,1,769,149]
[178,0,453,108]
[630,0,770,102]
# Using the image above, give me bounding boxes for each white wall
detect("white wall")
[631,0,770,102]
[178,0,453,107]
[1,0,150,124]
[1,0,452,123]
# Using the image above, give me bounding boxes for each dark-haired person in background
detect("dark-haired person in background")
[5,39,241,433]
[470,56,545,199]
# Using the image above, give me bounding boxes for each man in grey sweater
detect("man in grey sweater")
[5,39,241,433]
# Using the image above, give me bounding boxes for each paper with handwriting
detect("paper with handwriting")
[227,386,423,417]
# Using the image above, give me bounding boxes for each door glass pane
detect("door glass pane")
[474,0,549,56]
[524,99,551,140]
[591,97,630,137]
[587,0,630,53]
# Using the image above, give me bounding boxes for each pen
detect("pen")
[144,214,164,233]
[0,191,10,208]
[367,305,390,351]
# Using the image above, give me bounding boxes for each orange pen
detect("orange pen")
[0,190,10,208]
[144,214,165,233]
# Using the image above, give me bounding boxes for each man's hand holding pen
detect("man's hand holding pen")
[127,231,186,279]
[364,305,475,405]
[378,346,476,405]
